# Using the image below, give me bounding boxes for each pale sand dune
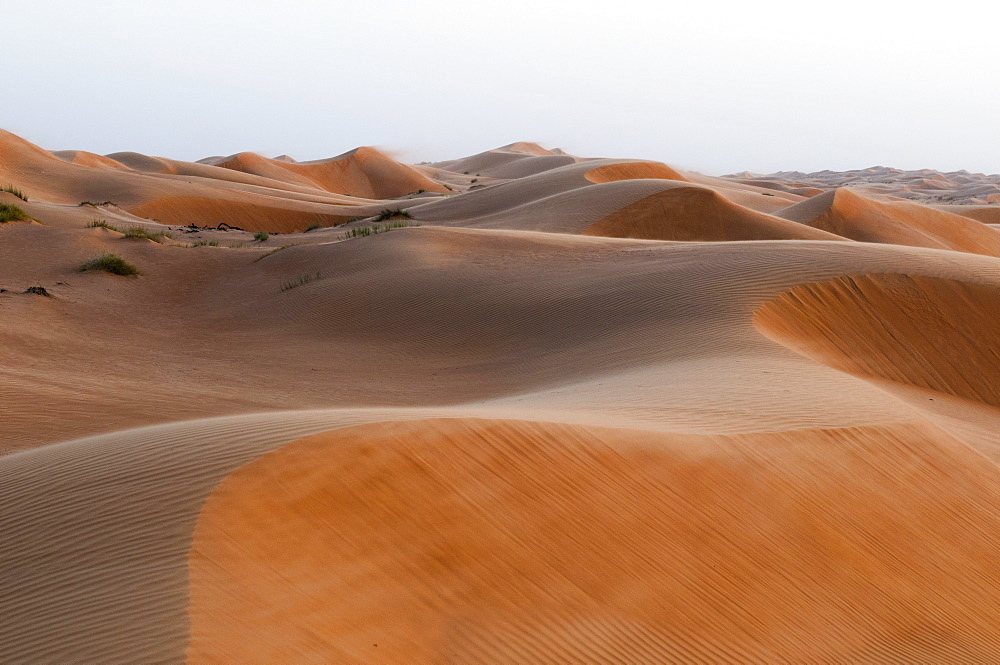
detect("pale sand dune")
[11,222,997,452]
[728,165,1000,205]
[583,186,845,241]
[429,142,581,179]
[50,150,130,170]
[4,127,1000,663]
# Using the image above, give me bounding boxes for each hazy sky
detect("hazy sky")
[6,1,999,174]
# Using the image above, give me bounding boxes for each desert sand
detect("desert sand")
[2,130,1000,663]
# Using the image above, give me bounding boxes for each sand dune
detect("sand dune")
[775,188,1000,256]
[3,127,1000,663]
[729,165,1000,205]
[429,141,581,179]
[583,185,844,241]
[211,147,450,198]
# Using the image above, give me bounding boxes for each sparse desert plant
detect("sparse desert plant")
[444,184,454,191]
[305,223,322,232]
[279,271,323,292]
[122,226,172,242]
[86,219,120,231]
[340,220,419,240]
[371,208,412,222]
[1,184,27,201]
[0,203,30,223]
[253,231,269,242]
[80,252,140,276]
[253,244,298,262]
[88,220,171,242]
[470,178,479,184]
[79,200,115,208]
[191,240,219,247]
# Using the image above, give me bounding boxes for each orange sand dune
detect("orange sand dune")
[775,188,1000,256]
[188,418,1000,663]
[584,160,688,183]
[584,185,845,241]
[5,127,1000,664]
[213,146,449,198]
[755,273,1000,406]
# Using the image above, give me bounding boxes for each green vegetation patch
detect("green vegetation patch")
[80,252,140,276]
[1,184,27,201]
[0,203,30,223]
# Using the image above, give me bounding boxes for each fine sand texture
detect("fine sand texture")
[2,129,1000,663]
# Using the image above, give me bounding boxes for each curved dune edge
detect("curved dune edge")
[584,161,687,184]
[754,272,1000,407]
[583,186,846,242]
[187,417,1000,664]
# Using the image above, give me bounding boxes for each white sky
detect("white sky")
[5,0,999,174]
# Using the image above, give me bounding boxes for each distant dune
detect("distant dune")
[2,128,999,663]
[726,164,1000,205]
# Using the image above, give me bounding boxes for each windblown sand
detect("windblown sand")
[2,131,1000,663]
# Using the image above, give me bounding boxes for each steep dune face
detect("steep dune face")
[584,185,846,241]
[187,418,1000,664]
[776,188,1000,256]
[214,146,450,198]
[754,273,1000,406]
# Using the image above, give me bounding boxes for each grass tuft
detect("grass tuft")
[191,240,219,247]
[305,223,322,232]
[86,219,118,230]
[253,244,299,262]
[0,203,30,223]
[253,231,269,242]
[123,226,172,242]
[279,271,323,292]
[371,208,412,223]
[1,184,27,201]
[80,252,140,276]
[339,220,419,240]
[86,220,171,242]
